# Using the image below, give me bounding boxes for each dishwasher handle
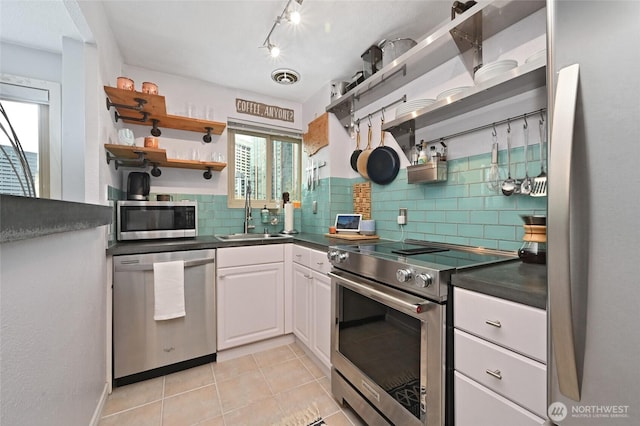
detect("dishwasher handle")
[115,257,214,272]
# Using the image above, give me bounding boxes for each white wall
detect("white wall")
[0,227,109,426]
[119,65,303,195]
[0,42,62,82]
[0,2,125,425]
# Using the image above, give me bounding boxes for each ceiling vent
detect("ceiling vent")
[271,69,300,85]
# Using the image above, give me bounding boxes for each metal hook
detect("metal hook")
[492,123,497,137]
[381,108,385,121]
[523,114,528,129]
[507,118,511,132]
[356,122,360,133]
[368,115,372,127]
[539,110,545,125]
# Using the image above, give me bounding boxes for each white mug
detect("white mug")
[118,128,135,146]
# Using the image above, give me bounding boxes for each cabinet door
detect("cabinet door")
[292,263,311,347]
[217,262,284,350]
[311,270,332,369]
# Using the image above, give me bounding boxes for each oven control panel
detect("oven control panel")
[396,268,433,287]
[328,247,445,300]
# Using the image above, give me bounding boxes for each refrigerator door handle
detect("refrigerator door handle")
[548,63,581,401]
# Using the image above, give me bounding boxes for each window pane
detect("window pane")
[0,100,39,197]
[272,138,300,202]
[233,133,267,201]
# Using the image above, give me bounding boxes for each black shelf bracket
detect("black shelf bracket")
[203,127,213,143]
[150,119,162,137]
[105,150,147,170]
[106,96,150,123]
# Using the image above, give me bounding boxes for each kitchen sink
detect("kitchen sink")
[215,233,292,242]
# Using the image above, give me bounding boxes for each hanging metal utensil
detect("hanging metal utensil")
[531,114,548,197]
[520,118,532,195]
[487,124,500,191]
[501,122,516,196]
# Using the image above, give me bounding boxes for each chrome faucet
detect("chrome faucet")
[243,177,254,233]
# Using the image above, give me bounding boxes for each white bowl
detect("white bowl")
[436,86,471,101]
[525,49,546,64]
[395,99,436,117]
[474,59,518,84]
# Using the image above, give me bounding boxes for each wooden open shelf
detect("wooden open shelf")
[104,86,226,136]
[105,144,227,172]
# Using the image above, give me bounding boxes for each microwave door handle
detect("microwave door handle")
[329,271,431,315]
[548,63,581,401]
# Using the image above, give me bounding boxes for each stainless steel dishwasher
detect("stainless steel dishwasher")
[113,249,216,386]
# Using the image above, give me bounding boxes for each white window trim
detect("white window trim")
[226,123,302,209]
[0,73,61,199]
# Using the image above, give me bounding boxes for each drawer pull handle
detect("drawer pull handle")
[295,254,302,257]
[485,319,502,328]
[316,262,324,265]
[486,369,502,380]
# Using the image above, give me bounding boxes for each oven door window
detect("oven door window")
[338,286,423,419]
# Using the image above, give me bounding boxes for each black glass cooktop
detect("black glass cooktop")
[338,240,516,270]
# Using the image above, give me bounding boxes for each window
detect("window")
[0,76,60,198]
[0,100,40,196]
[227,123,301,208]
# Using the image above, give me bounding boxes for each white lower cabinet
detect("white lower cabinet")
[217,246,285,350]
[292,263,312,347]
[292,245,332,369]
[454,287,546,425]
[455,372,545,426]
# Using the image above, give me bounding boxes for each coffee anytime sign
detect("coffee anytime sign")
[236,98,294,123]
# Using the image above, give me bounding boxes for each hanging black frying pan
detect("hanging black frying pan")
[366,118,400,185]
[350,125,361,172]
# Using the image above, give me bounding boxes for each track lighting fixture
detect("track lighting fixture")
[260,0,304,58]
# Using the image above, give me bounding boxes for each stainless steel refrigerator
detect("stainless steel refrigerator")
[546,1,640,425]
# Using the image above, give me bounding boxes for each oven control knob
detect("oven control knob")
[327,250,339,262]
[338,252,349,263]
[396,268,413,282]
[415,273,433,288]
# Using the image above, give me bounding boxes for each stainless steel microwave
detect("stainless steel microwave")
[116,200,197,241]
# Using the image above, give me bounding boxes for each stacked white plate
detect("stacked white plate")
[473,59,518,84]
[395,99,436,118]
[436,86,471,101]
[525,49,546,64]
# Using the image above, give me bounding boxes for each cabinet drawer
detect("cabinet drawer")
[455,371,545,426]
[217,245,284,268]
[292,245,310,267]
[309,249,331,274]
[454,329,546,417]
[454,287,546,363]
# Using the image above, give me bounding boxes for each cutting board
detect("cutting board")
[324,233,379,240]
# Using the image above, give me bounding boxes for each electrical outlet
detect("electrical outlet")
[398,208,408,225]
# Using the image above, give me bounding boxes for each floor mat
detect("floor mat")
[272,403,325,426]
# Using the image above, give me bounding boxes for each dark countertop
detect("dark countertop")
[0,194,112,243]
[452,261,547,309]
[106,232,382,256]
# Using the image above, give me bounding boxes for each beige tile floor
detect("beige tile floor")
[99,342,365,426]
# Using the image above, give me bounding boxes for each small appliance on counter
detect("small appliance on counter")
[116,200,197,241]
[518,215,546,264]
[127,172,150,200]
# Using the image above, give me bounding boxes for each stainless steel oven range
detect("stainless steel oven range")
[327,239,516,426]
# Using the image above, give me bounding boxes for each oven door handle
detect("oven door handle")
[329,272,432,316]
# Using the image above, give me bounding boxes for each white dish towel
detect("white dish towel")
[153,260,186,321]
